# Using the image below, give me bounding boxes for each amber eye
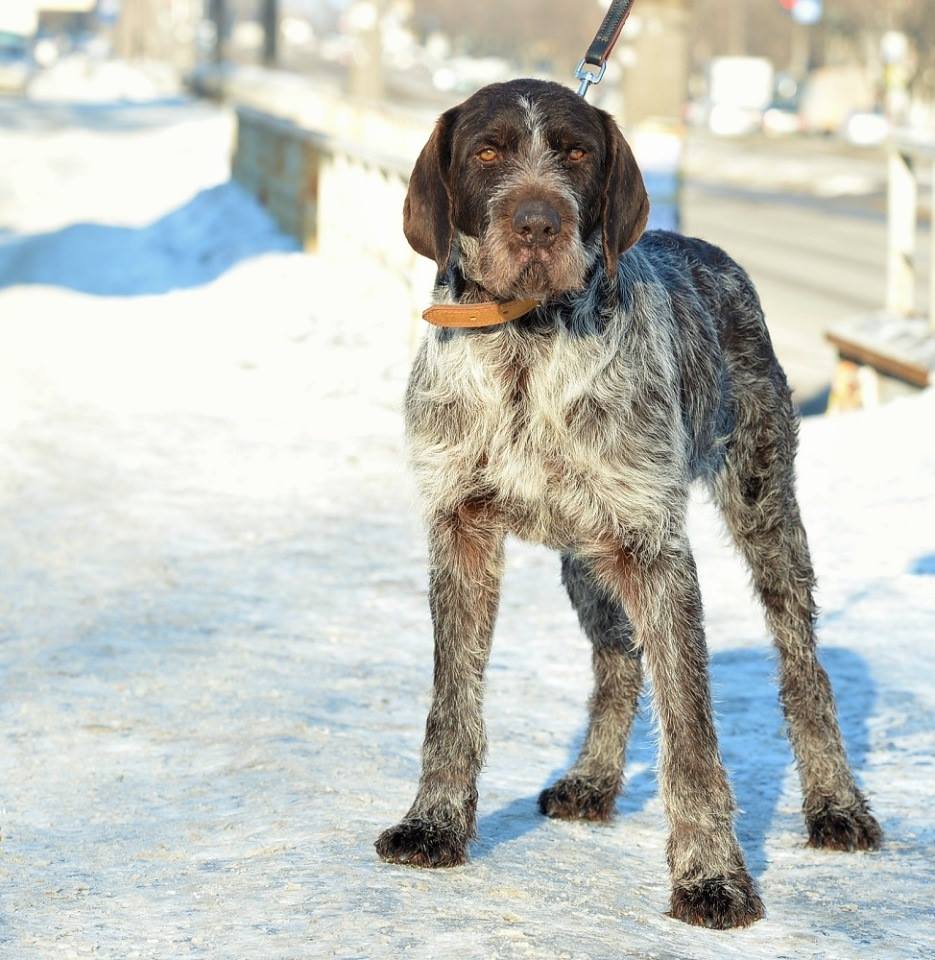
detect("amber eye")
[477,147,498,163]
[568,147,587,162]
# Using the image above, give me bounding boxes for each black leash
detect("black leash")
[575,0,636,97]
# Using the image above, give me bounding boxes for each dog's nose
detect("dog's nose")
[512,200,561,247]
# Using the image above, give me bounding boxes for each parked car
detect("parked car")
[841,110,890,147]
[799,66,875,134]
[0,32,34,94]
[762,96,802,136]
[705,57,774,136]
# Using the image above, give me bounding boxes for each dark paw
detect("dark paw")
[669,873,765,930]
[807,799,882,852]
[374,818,468,868]
[538,776,616,822]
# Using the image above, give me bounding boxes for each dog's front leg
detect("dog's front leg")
[375,498,505,868]
[589,534,765,929]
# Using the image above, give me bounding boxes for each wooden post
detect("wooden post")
[886,147,916,316]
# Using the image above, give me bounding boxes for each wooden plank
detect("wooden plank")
[825,330,931,387]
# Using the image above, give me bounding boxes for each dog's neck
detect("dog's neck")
[436,255,619,333]
[435,229,619,326]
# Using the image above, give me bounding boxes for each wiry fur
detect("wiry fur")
[375,79,881,930]
[459,109,589,298]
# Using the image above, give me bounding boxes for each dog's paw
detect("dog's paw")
[374,818,468,868]
[538,776,616,822]
[669,873,765,930]
[806,799,882,852]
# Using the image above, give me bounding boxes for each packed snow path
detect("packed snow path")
[0,99,933,960]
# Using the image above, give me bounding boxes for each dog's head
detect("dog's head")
[404,79,649,300]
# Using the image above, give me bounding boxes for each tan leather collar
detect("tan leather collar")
[422,298,541,329]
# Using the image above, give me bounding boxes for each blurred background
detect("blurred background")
[0,0,932,413]
[1,8,933,953]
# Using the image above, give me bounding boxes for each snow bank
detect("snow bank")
[0,98,297,296]
[0,98,932,960]
[28,55,181,104]
[0,182,298,295]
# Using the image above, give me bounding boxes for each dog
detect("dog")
[374,79,881,929]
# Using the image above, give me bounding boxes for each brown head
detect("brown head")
[404,79,649,300]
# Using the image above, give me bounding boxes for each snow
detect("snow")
[1,96,933,960]
[27,55,182,104]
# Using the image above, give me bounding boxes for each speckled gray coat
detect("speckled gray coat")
[375,79,881,930]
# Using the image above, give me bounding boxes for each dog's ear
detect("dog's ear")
[598,111,649,274]
[404,108,459,270]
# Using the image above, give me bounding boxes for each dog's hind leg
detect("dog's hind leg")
[710,408,882,853]
[539,553,643,822]
[375,497,505,868]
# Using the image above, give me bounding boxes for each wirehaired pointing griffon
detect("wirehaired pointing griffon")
[375,79,881,929]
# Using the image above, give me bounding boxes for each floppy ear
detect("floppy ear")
[403,108,458,270]
[598,111,650,274]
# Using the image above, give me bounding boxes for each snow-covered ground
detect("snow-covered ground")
[27,55,182,105]
[0,97,933,960]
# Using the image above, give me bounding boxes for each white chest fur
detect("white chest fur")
[406,323,686,549]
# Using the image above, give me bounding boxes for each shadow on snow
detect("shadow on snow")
[475,644,877,881]
[0,182,297,296]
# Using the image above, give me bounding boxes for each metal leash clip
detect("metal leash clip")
[574,59,607,98]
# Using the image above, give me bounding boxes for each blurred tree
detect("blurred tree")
[115,0,203,68]
[349,0,387,100]
[210,0,230,63]
[826,0,934,96]
[262,0,280,65]
[409,0,595,69]
[115,0,163,60]
[688,0,933,96]
[904,0,935,96]
[689,0,812,77]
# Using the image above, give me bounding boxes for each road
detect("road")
[681,134,930,413]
